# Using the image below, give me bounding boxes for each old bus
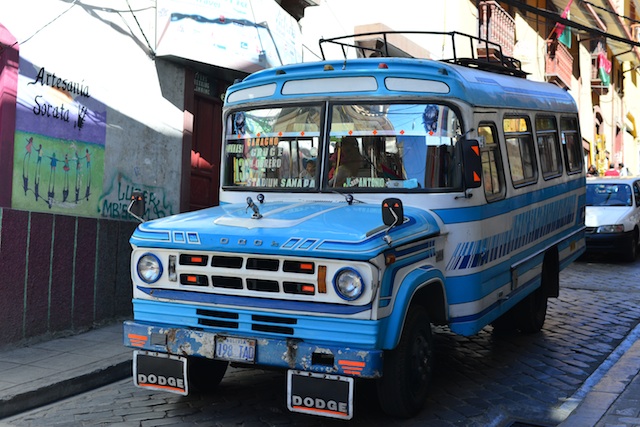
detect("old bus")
[124,32,586,419]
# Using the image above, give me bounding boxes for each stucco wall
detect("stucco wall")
[3,0,185,221]
[0,1,187,346]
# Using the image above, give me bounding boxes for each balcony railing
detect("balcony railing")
[590,52,609,95]
[545,40,573,89]
[478,1,515,60]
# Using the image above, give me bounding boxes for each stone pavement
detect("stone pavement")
[0,320,639,426]
[558,322,640,427]
[0,322,131,420]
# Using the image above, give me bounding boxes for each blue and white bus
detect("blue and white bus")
[124,31,586,420]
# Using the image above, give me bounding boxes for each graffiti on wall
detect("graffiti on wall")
[98,172,175,221]
[12,63,106,216]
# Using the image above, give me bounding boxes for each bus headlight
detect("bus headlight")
[137,253,163,284]
[333,267,364,301]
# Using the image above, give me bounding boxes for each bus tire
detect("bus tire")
[376,305,433,418]
[187,356,228,393]
[514,285,548,333]
[491,309,518,333]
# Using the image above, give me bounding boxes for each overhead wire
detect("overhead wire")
[125,0,156,58]
[0,0,78,55]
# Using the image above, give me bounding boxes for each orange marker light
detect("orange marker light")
[318,266,327,293]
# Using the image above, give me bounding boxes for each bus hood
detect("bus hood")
[130,201,441,260]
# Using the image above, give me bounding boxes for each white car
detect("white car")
[585,176,640,261]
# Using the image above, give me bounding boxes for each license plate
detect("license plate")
[214,336,256,363]
[133,351,188,395]
[287,370,354,420]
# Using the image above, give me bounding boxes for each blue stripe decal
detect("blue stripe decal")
[445,194,578,271]
[433,179,584,224]
[137,287,372,315]
[444,228,583,305]
[449,273,540,326]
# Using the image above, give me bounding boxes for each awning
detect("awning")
[548,0,640,63]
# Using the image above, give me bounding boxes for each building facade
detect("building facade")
[0,0,313,347]
[1,0,638,347]
[301,0,640,175]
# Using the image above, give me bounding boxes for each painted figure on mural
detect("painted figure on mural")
[47,152,58,208]
[74,150,82,203]
[85,148,92,200]
[23,137,33,168]
[34,144,44,201]
[22,137,34,194]
[63,153,70,202]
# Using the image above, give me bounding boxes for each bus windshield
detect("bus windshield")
[223,102,463,191]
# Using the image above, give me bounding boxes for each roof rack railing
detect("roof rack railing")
[318,30,527,78]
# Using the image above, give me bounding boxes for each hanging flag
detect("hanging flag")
[598,51,612,86]
[554,0,574,47]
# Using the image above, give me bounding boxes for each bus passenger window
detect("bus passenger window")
[535,116,562,179]
[504,117,537,186]
[561,117,584,173]
[478,124,505,201]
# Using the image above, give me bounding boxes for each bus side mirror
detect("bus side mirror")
[382,198,403,227]
[462,139,482,189]
[128,191,146,223]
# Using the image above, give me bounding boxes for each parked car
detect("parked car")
[585,176,640,261]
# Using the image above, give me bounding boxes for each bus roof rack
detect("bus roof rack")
[318,30,528,79]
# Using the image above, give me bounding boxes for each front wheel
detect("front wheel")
[624,233,638,262]
[376,305,433,418]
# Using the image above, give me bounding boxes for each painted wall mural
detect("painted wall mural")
[12,63,106,216]
[98,171,175,221]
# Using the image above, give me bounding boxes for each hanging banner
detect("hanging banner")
[156,0,302,73]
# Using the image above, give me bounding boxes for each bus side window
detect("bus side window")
[478,123,505,201]
[535,116,563,180]
[504,116,538,187]
[560,117,584,174]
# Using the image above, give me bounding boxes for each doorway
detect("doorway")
[189,85,222,211]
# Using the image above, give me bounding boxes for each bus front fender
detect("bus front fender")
[379,266,446,349]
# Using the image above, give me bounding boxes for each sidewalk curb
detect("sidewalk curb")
[558,322,640,426]
[0,360,131,420]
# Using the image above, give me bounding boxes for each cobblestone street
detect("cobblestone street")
[3,256,640,427]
